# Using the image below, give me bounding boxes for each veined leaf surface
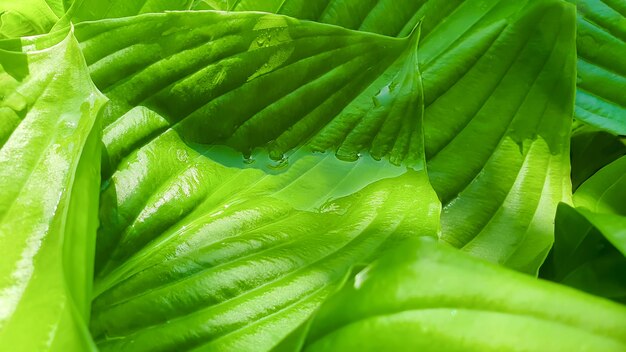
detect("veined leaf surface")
[0,28,106,350]
[572,0,626,135]
[425,0,575,273]
[303,238,626,351]
[76,10,424,166]
[199,0,577,272]
[0,0,59,38]
[92,107,439,351]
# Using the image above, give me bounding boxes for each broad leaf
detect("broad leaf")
[303,238,626,351]
[575,155,626,252]
[75,11,442,350]
[572,0,626,135]
[543,156,626,302]
[0,28,106,349]
[424,0,575,273]
[76,10,424,166]
[91,107,440,351]
[0,0,59,38]
[214,0,577,273]
[542,203,626,303]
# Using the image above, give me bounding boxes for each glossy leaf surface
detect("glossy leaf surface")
[573,0,626,135]
[76,10,424,166]
[303,239,626,351]
[92,106,439,351]
[215,0,578,272]
[0,28,106,350]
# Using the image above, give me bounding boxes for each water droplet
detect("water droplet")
[389,81,398,92]
[268,156,289,170]
[372,96,381,107]
[243,155,255,164]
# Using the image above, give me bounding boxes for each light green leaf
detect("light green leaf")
[91,108,439,351]
[0,28,106,350]
[70,0,194,22]
[303,238,626,352]
[572,0,626,135]
[0,0,59,38]
[575,155,626,252]
[74,11,441,350]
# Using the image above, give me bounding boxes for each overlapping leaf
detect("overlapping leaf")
[543,155,626,302]
[0,28,106,349]
[572,0,626,135]
[427,1,575,273]
[200,0,578,273]
[570,123,626,190]
[75,10,424,166]
[91,106,439,351]
[302,238,626,351]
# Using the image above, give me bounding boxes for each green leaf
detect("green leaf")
[575,155,626,252]
[0,0,60,38]
[543,203,626,303]
[570,124,626,190]
[572,0,626,135]
[212,0,577,273]
[70,0,194,22]
[424,0,576,273]
[91,107,439,351]
[0,28,106,350]
[542,156,626,302]
[75,10,425,167]
[303,238,626,352]
[72,11,441,350]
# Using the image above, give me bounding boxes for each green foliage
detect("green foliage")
[0,27,106,349]
[0,0,625,351]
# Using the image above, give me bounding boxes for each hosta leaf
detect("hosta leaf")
[572,0,626,135]
[75,10,424,166]
[0,28,106,349]
[91,106,440,351]
[543,156,626,302]
[303,238,626,352]
[425,0,575,273]
[0,0,59,38]
[570,123,626,190]
[575,154,626,252]
[70,0,194,22]
[211,0,577,272]
[542,203,626,303]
